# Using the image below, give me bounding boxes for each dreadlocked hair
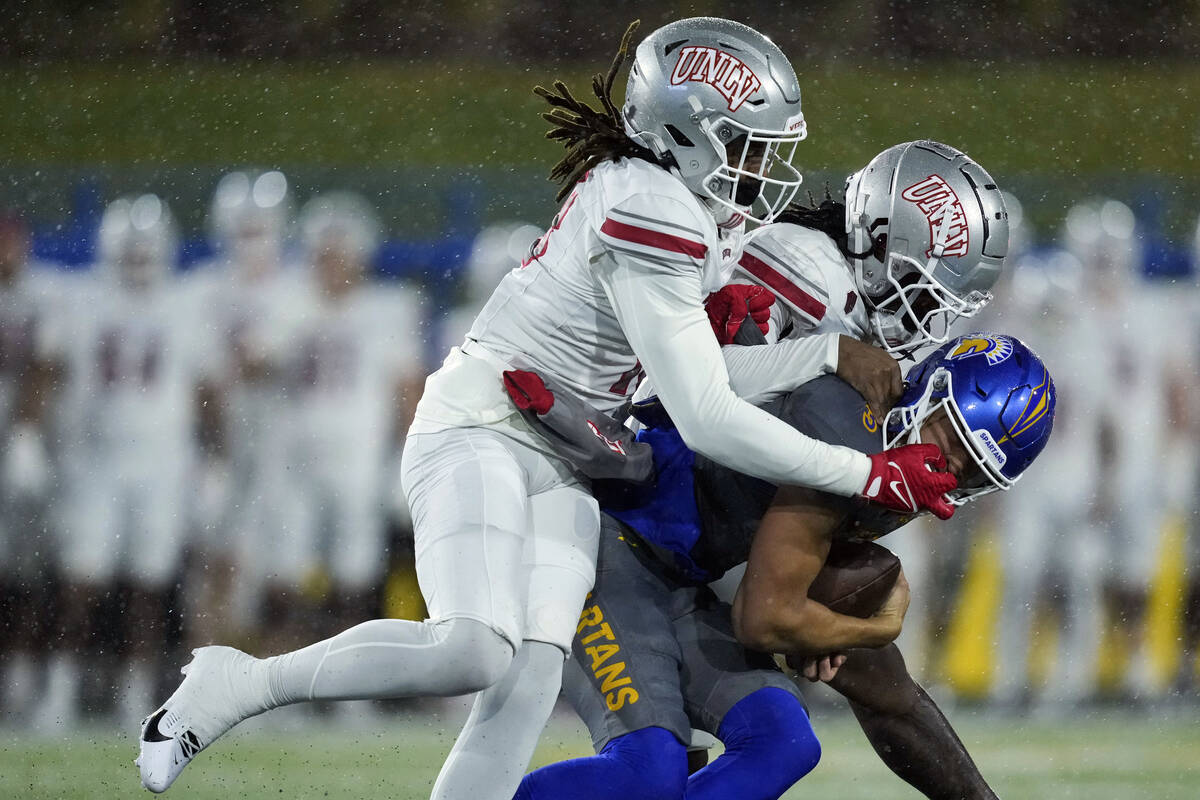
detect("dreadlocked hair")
[777,186,857,258]
[535,20,662,202]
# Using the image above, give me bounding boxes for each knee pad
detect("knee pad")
[719,688,821,789]
[434,617,515,692]
[600,727,689,800]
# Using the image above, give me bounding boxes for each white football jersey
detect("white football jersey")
[286,282,427,462]
[54,272,211,462]
[734,222,871,344]
[414,158,874,497]
[182,260,315,458]
[418,157,742,427]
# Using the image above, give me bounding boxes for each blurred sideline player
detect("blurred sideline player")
[44,196,210,726]
[140,19,960,797]
[1064,199,1169,699]
[988,219,1111,708]
[0,211,66,720]
[1174,216,1200,693]
[518,334,1053,800]
[269,192,427,643]
[182,170,308,648]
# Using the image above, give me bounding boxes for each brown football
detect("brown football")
[806,539,901,619]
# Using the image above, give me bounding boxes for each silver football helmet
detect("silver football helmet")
[98,194,178,289]
[1062,197,1139,293]
[623,17,806,225]
[298,191,382,269]
[209,170,291,274]
[845,140,1009,355]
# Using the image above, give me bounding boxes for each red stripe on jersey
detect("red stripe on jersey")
[738,250,826,321]
[600,218,707,259]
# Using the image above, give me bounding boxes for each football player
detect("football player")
[181,170,310,648]
[515,333,1055,800]
[140,19,957,797]
[988,235,1111,709]
[716,141,1006,681]
[270,192,427,641]
[1060,198,1166,699]
[47,196,211,726]
[0,210,66,720]
[1174,215,1200,695]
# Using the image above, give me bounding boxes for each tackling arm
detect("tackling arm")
[719,334,840,405]
[828,644,999,800]
[597,256,871,496]
[731,484,905,654]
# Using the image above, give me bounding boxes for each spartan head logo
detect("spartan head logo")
[901,174,970,259]
[948,335,1013,365]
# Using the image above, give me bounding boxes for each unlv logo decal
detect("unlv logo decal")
[670,46,762,112]
[901,174,970,258]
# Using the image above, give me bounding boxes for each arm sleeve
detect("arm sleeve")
[595,253,871,497]
[720,333,840,405]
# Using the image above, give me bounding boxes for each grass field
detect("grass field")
[6,61,1199,177]
[8,60,1200,238]
[4,702,1199,799]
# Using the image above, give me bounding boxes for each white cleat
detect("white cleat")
[136,646,264,793]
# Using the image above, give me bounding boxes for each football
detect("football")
[806,539,901,618]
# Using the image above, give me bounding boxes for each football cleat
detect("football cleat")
[136,646,265,793]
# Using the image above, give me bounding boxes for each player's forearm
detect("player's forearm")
[734,596,897,654]
[599,260,870,495]
[720,333,839,405]
[847,687,998,800]
[829,645,997,800]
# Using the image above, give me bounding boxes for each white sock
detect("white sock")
[262,617,513,708]
[431,640,565,800]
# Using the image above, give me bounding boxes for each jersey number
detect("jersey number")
[521,171,590,268]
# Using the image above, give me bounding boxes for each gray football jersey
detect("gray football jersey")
[690,374,912,578]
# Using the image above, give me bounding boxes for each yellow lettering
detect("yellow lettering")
[606,687,640,711]
[586,643,620,670]
[596,661,632,693]
[580,622,616,645]
[576,605,603,634]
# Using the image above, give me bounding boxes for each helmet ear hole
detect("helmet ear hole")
[871,233,888,264]
[664,124,695,147]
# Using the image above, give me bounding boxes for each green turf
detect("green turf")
[5,60,1198,177]
[3,707,1198,799]
[11,59,1200,238]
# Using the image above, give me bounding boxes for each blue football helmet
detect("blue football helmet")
[883,333,1056,505]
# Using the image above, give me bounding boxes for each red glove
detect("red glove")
[704,284,776,345]
[861,443,958,520]
[503,369,554,415]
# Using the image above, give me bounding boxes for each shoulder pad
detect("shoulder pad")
[595,162,713,271]
[737,223,839,325]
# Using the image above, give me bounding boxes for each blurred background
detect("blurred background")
[2,1,1199,797]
